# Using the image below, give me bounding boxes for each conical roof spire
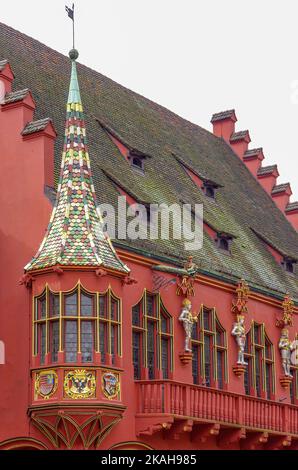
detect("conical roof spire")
[25,51,129,273]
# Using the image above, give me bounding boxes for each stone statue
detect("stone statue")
[279,329,294,377]
[179,298,198,352]
[231,315,248,365]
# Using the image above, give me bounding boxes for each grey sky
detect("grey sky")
[1,0,298,199]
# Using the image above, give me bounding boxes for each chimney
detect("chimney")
[1,89,36,129]
[271,183,292,212]
[211,109,237,142]
[257,165,279,194]
[243,148,264,176]
[285,202,298,231]
[0,60,14,97]
[229,130,251,159]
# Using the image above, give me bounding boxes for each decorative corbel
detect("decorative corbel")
[176,256,198,297]
[122,275,138,286]
[19,273,34,288]
[53,265,63,275]
[95,268,107,278]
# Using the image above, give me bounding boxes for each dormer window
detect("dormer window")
[131,156,144,171]
[218,238,229,251]
[203,183,216,199]
[216,234,233,253]
[282,257,296,274]
[128,150,146,173]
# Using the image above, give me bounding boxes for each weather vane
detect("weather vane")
[65,3,75,49]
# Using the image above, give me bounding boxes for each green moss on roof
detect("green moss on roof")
[0,21,297,298]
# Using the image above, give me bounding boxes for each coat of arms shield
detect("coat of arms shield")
[102,371,120,399]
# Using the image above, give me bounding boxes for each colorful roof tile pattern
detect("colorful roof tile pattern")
[25,52,129,273]
[1,22,297,298]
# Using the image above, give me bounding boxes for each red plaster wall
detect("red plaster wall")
[0,99,53,440]
[0,89,297,451]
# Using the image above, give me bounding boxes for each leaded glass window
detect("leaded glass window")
[244,323,275,399]
[33,285,121,366]
[191,306,227,389]
[131,291,173,380]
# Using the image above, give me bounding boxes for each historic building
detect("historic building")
[0,21,298,450]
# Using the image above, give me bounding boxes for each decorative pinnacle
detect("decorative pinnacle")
[69,48,79,61]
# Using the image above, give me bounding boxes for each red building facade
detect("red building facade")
[0,23,298,451]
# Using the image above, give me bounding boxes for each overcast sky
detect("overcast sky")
[1,0,298,198]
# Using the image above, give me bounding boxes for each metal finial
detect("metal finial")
[69,49,79,61]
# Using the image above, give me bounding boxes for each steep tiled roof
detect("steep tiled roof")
[3,88,29,104]
[257,165,278,176]
[1,21,297,297]
[22,117,52,135]
[24,53,129,273]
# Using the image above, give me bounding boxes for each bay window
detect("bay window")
[33,284,121,365]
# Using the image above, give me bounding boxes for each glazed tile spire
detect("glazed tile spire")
[25,49,129,273]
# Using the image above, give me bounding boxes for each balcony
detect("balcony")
[135,380,298,449]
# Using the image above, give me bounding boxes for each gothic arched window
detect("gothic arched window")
[191,306,227,389]
[244,322,275,399]
[132,291,173,380]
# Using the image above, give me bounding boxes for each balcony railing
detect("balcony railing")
[136,380,298,435]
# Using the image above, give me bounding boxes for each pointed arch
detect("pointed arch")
[191,305,227,389]
[132,289,173,380]
[244,321,275,399]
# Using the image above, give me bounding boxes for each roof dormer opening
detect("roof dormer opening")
[128,150,146,174]
[131,156,144,171]
[216,234,233,253]
[282,258,296,274]
[203,182,216,199]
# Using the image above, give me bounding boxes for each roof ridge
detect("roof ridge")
[102,168,153,205]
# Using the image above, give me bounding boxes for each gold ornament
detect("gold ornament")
[176,257,198,297]
[35,370,58,399]
[64,369,96,399]
[231,279,249,316]
[276,293,294,328]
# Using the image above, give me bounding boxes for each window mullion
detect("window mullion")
[59,291,63,352]
[96,293,100,353]
[45,286,49,355]
[142,289,148,367]
[78,284,81,353]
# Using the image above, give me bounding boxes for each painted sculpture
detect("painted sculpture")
[179,298,198,352]
[231,315,248,366]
